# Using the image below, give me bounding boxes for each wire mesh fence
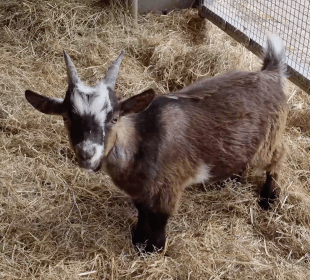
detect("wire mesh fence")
[199,0,310,93]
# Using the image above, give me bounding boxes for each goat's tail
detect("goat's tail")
[261,34,286,76]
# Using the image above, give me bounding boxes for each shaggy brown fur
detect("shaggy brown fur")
[105,70,287,215]
[99,35,288,252]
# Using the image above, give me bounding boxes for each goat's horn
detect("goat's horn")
[63,50,79,87]
[103,50,125,90]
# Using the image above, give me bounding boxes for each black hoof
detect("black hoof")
[259,172,278,210]
[144,240,165,253]
[132,202,169,254]
[145,231,166,253]
[259,188,277,210]
[145,243,164,253]
[258,198,272,210]
[259,190,277,210]
[131,226,166,253]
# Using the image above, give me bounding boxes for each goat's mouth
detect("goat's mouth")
[74,144,104,173]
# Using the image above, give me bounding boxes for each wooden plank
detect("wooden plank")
[131,0,138,27]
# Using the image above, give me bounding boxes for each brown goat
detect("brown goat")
[25,34,287,253]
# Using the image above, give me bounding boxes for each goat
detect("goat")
[25,34,287,253]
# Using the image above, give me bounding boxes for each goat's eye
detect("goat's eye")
[111,116,118,124]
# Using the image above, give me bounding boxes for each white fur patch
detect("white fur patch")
[71,90,88,115]
[94,110,108,127]
[90,143,104,167]
[71,81,112,119]
[165,95,178,100]
[90,83,112,115]
[185,163,212,187]
[79,140,104,169]
[54,97,64,103]
[76,81,95,95]
[267,33,285,57]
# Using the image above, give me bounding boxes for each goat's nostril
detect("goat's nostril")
[80,148,95,161]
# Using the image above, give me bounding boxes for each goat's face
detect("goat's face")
[25,51,124,172]
[61,82,118,171]
[25,51,156,173]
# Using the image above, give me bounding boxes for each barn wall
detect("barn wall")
[128,0,196,14]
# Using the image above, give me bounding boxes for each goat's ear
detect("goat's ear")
[120,89,155,115]
[25,90,64,115]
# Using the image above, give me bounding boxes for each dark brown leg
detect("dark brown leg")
[131,202,150,246]
[145,211,169,253]
[259,172,278,210]
[131,202,169,253]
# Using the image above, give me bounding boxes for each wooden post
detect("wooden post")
[131,0,138,28]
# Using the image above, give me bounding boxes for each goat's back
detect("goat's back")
[154,70,287,183]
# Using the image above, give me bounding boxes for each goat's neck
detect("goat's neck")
[104,115,138,170]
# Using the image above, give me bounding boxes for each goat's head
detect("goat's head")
[25,51,155,172]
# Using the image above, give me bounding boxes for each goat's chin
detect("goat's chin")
[81,168,96,174]
[78,161,102,173]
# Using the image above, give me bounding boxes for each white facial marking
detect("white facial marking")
[90,143,104,167]
[71,81,113,169]
[71,90,88,115]
[80,140,104,169]
[94,110,108,127]
[71,81,112,120]
[76,81,95,95]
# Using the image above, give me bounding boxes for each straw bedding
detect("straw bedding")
[0,0,310,279]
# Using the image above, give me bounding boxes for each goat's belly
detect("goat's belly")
[183,163,213,187]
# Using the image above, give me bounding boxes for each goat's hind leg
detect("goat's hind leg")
[258,144,285,210]
[258,171,278,210]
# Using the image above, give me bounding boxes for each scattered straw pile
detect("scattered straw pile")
[0,0,310,279]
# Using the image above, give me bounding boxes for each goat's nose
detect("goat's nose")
[79,147,95,161]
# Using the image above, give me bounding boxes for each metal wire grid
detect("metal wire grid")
[201,0,310,92]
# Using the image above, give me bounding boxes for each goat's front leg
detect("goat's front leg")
[131,202,150,246]
[145,210,169,252]
[132,201,169,253]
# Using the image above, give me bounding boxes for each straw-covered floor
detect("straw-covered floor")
[0,0,310,279]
